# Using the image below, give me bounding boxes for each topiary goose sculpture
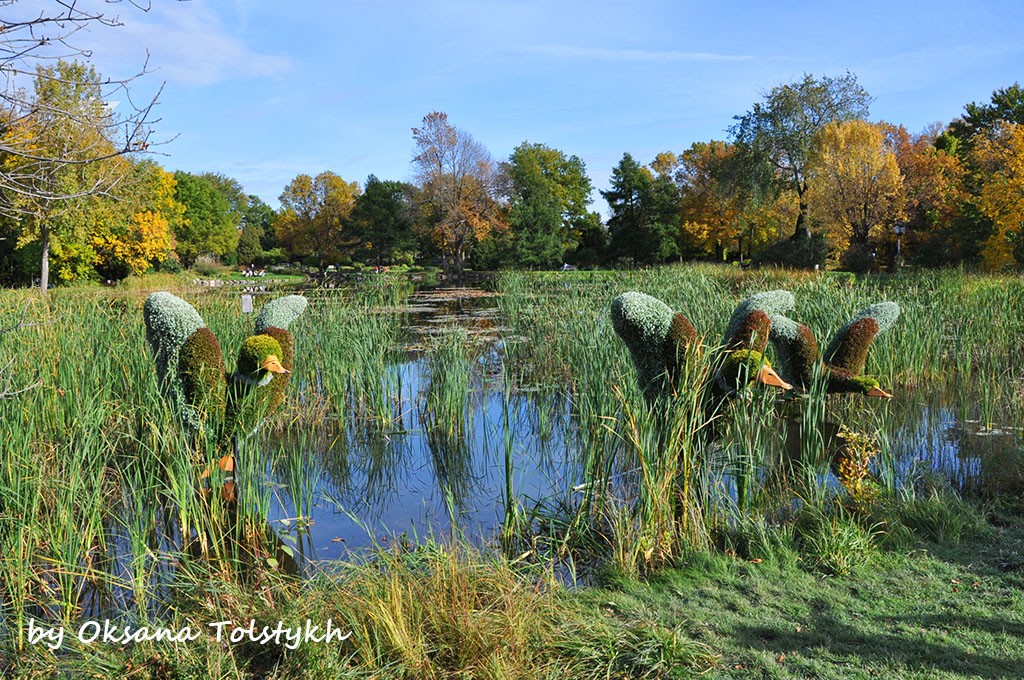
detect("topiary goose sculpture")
[610,291,698,402]
[610,291,791,405]
[768,301,899,398]
[711,290,794,402]
[143,293,307,487]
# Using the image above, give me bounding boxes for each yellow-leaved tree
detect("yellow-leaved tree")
[971,122,1024,271]
[807,120,906,260]
[676,141,793,261]
[1,60,128,288]
[91,161,181,279]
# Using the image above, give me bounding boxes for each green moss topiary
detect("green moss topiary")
[235,334,283,378]
[177,327,227,433]
[258,326,294,416]
[826,371,885,396]
[144,292,212,435]
[714,348,777,396]
[767,314,820,389]
[225,333,287,439]
[721,290,794,349]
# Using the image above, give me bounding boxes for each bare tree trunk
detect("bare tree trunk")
[39,226,50,293]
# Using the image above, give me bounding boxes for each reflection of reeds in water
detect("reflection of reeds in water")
[421,327,475,523]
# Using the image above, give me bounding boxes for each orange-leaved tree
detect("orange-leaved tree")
[275,171,361,269]
[411,112,506,274]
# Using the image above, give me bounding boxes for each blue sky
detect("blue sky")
[68,0,1024,214]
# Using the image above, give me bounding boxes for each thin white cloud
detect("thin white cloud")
[75,0,293,87]
[523,44,756,63]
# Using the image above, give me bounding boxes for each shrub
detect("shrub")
[752,233,827,269]
[838,243,877,274]
[193,255,230,277]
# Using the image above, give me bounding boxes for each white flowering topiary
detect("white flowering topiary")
[823,301,900,362]
[255,295,308,333]
[144,292,209,433]
[721,289,794,348]
[611,291,698,401]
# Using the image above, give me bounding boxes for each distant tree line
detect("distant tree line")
[3,61,1024,288]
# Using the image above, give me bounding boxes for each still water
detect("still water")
[259,286,1023,567]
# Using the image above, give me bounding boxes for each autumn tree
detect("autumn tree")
[884,123,966,264]
[729,72,871,241]
[172,171,239,268]
[0,4,161,288]
[275,171,361,269]
[602,153,680,264]
[411,112,506,274]
[675,141,742,259]
[948,83,1024,152]
[92,160,181,279]
[970,122,1024,270]
[806,120,905,267]
[0,60,129,289]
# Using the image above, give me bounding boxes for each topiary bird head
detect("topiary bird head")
[712,300,793,400]
[234,334,290,386]
[768,301,899,400]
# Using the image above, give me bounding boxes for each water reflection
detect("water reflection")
[263,286,1022,567]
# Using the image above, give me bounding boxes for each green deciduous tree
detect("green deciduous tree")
[349,175,416,265]
[948,83,1024,152]
[504,142,602,268]
[173,171,239,268]
[729,72,871,241]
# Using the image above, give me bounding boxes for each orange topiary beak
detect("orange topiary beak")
[756,365,793,391]
[261,354,290,374]
[865,385,892,399]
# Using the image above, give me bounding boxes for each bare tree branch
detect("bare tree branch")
[0,1,168,212]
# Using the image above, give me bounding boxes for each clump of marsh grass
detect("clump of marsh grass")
[794,502,881,576]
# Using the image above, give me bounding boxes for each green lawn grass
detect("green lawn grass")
[577,505,1024,678]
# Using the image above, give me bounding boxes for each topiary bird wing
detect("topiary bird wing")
[823,302,900,375]
[143,292,227,435]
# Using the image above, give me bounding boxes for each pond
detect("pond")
[260,283,1024,570]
